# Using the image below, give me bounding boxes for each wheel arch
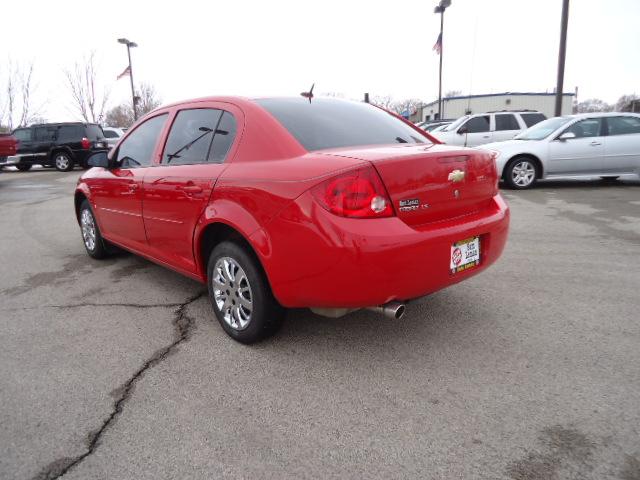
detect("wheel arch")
[50,146,74,161]
[74,187,91,224]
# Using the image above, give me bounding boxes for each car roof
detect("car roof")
[566,112,640,119]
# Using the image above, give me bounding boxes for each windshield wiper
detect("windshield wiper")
[166,127,213,163]
[395,136,409,143]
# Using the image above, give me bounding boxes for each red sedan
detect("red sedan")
[75,97,509,343]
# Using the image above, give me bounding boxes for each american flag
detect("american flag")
[116,66,131,80]
[433,33,442,55]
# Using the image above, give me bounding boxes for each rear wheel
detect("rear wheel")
[207,241,284,344]
[503,156,538,189]
[16,164,32,171]
[79,200,109,259]
[53,152,74,172]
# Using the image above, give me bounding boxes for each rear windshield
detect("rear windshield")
[86,124,105,140]
[255,98,430,151]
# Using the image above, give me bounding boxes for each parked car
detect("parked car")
[431,111,547,147]
[75,96,509,343]
[424,121,452,132]
[0,133,18,170]
[102,126,125,148]
[11,122,108,171]
[483,112,640,189]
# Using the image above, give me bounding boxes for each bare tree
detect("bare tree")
[65,52,110,123]
[104,82,161,128]
[575,98,613,113]
[391,98,423,117]
[0,60,41,129]
[615,94,640,112]
[370,95,395,111]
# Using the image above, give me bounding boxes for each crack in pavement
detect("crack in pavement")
[0,302,186,313]
[30,290,207,480]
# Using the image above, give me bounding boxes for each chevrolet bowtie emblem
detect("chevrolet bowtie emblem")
[448,169,465,182]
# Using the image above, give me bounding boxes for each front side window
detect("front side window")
[13,128,32,141]
[495,114,519,131]
[562,118,603,138]
[463,116,490,133]
[256,98,430,151]
[606,116,640,136]
[116,114,167,168]
[162,109,222,165]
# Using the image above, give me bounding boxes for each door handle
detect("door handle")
[590,141,602,146]
[178,184,203,194]
[127,184,139,192]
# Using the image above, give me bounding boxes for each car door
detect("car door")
[459,115,492,147]
[547,118,605,175]
[492,113,522,142]
[89,113,168,250]
[12,128,34,159]
[142,105,239,273]
[32,126,57,164]
[602,115,640,174]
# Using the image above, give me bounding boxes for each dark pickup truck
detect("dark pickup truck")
[11,123,108,171]
[0,133,18,170]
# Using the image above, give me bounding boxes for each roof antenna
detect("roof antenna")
[300,83,315,103]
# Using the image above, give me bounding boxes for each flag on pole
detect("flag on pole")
[116,66,131,80]
[433,33,442,55]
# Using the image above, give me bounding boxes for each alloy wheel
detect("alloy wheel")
[212,257,253,331]
[55,155,70,171]
[511,160,536,187]
[80,209,97,251]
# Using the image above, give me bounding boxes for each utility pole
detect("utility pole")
[434,0,451,120]
[118,38,138,121]
[555,0,570,116]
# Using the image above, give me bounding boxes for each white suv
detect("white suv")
[431,111,546,147]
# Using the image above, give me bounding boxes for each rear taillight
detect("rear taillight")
[81,137,90,149]
[311,166,394,218]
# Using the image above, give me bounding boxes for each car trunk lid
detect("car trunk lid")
[322,144,498,226]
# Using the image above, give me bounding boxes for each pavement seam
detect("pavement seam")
[1,302,184,312]
[30,290,207,480]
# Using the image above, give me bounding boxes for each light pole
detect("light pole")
[554,0,570,116]
[434,0,451,120]
[118,38,138,121]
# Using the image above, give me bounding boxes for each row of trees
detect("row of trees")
[575,95,639,113]
[0,54,161,132]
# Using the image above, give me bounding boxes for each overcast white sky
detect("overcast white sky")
[2,0,639,122]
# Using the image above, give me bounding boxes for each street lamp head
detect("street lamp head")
[129,42,138,48]
[434,0,451,13]
[117,38,129,44]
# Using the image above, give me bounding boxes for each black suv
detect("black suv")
[11,123,108,172]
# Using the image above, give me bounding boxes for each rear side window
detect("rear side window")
[162,109,222,165]
[34,127,56,141]
[209,112,237,163]
[521,113,547,128]
[103,130,119,138]
[13,128,32,141]
[86,124,105,140]
[606,116,640,136]
[117,114,167,168]
[495,114,519,131]
[463,116,490,133]
[57,125,84,142]
[256,98,429,151]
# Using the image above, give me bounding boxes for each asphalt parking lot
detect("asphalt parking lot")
[0,168,639,480]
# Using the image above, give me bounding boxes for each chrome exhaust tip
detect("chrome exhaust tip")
[366,302,406,320]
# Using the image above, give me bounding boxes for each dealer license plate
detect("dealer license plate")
[450,236,480,274]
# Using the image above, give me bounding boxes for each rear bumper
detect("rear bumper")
[258,192,510,308]
[0,155,19,166]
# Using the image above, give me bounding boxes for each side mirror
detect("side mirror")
[87,151,110,168]
[457,127,468,135]
[558,132,576,141]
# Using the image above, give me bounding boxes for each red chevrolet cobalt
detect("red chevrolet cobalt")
[75,97,509,343]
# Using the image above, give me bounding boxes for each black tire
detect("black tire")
[53,152,74,172]
[79,200,109,259]
[503,156,539,190]
[16,164,32,171]
[207,241,284,344]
